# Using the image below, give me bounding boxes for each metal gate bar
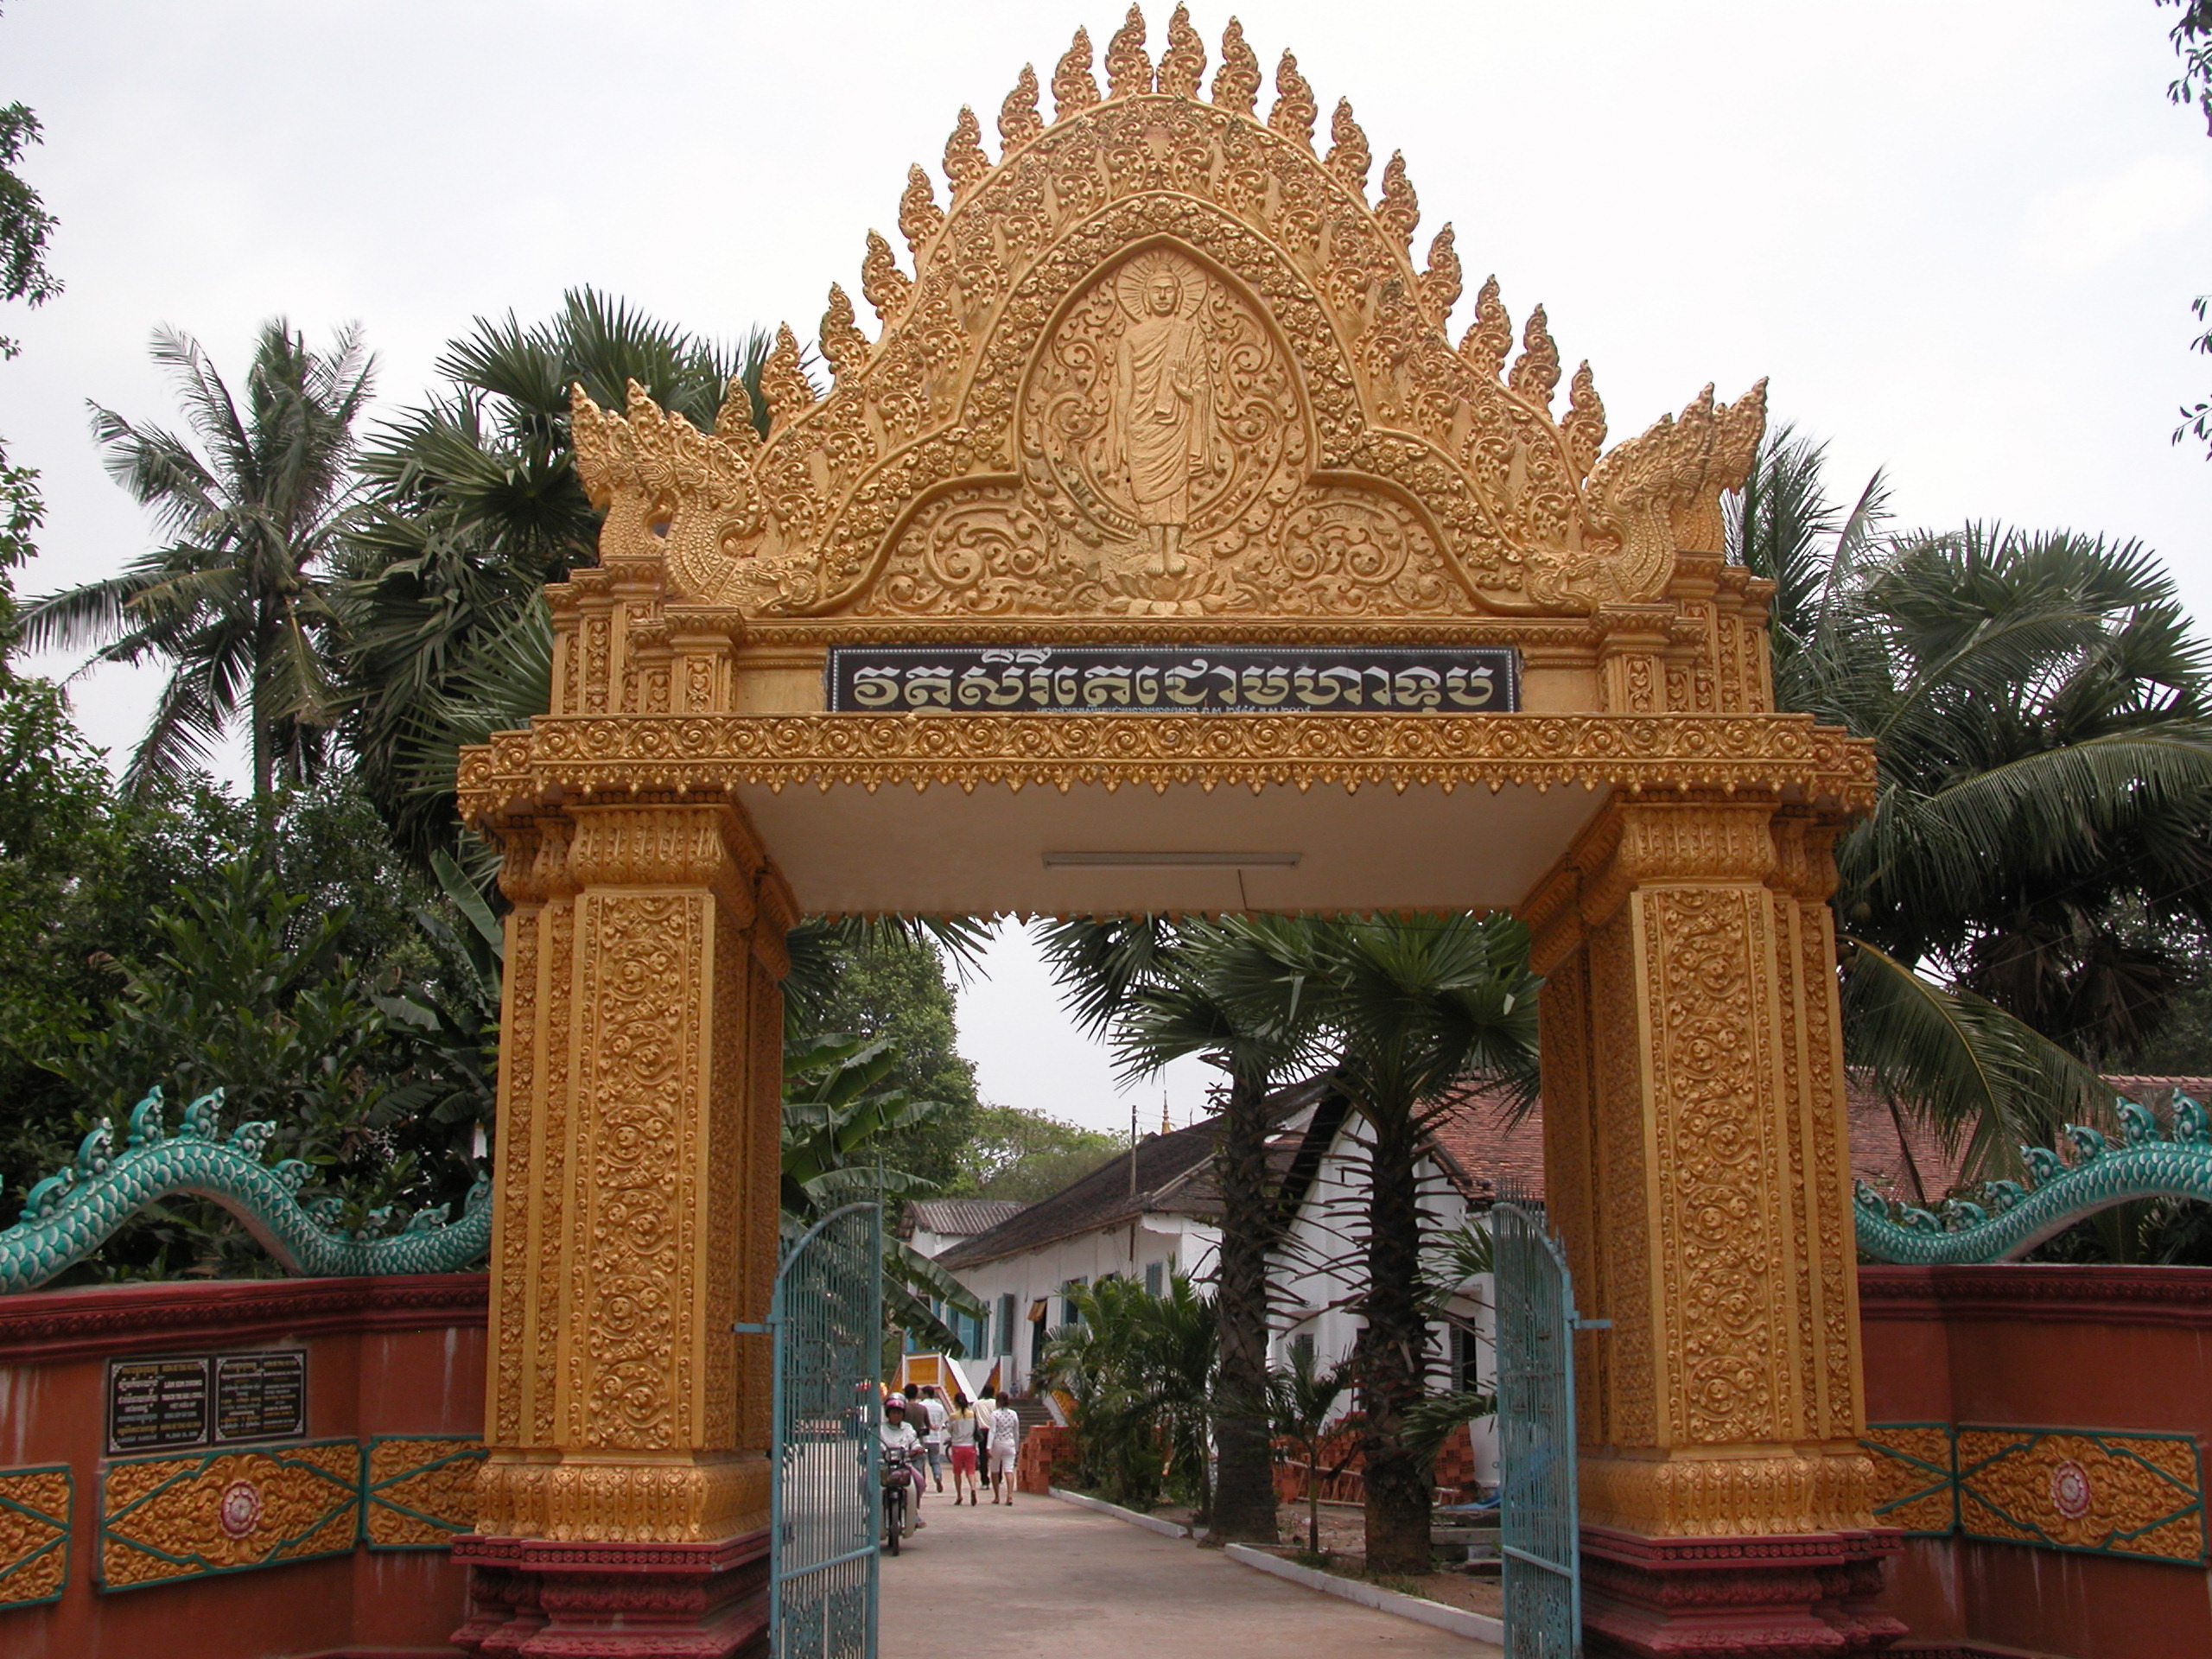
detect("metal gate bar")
[767,1202,882,1659]
[1493,1198,1586,1659]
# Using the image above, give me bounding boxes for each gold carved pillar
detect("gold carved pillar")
[1525,795,1901,1657]
[456,797,793,1657]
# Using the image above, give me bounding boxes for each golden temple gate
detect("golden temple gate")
[449,11,1891,1655]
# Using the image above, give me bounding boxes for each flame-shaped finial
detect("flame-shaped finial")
[1054,26,1101,118]
[1562,361,1607,480]
[1376,151,1419,247]
[1104,5,1152,98]
[1325,99,1370,194]
[820,284,870,383]
[1212,17,1261,115]
[1509,304,1560,409]
[760,325,817,432]
[713,373,761,446]
[899,163,944,258]
[861,230,912,323]
[1269,51,1316,144]
[944,106,989,200]
[1001,63,1044,150]
[1459,276,1511,379]
[1421,224,1462,326]
[1158,4,1205,98]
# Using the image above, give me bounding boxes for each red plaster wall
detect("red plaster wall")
[0,1273,486,1659]
[1859,1264,2212,1659]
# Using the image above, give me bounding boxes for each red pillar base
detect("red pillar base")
[1580,1526,1907,1658]
[450,1533,769,1659]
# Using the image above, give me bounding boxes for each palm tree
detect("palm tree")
[1734,429,2212,1173]
[336,289,773,869]
[21,322,372,800]
[1268,1342,1353,1558]
[1231,912,1539,1576]
[1038,916,1318,1544]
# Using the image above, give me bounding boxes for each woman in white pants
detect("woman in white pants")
[987,1396,1021,1505]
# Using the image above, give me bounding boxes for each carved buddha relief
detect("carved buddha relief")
[1020,246,1305,614]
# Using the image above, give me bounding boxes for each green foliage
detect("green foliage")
[19,324,373,798]
[780,1033,982,1353]
[37,855,427,1277]
[1733,427,2212,1175]
[337,291,772,868]
[1043,1274,1217,1514]
[0,11,60,365]
[1268,1343,1352,1556]
[784,925,981,1192]
[949,1103,1122,1201]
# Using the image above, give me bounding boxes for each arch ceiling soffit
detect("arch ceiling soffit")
[569,7,1768,630]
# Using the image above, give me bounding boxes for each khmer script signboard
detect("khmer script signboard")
[826,645,1521,715]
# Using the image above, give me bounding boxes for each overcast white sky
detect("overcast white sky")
[3,1,2209,1132]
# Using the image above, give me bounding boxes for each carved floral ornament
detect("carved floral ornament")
[567,6,1767,627]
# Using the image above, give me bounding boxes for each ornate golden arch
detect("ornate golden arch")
[452,13,1897,1657]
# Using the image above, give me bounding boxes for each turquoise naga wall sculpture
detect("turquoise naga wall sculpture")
[1856,1094,2212,1266]
[0,1087,490,1294]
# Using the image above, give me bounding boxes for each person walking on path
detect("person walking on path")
[987,1389,1022,1505]
[946,1391,982,1505]
[919,1384,951,1493]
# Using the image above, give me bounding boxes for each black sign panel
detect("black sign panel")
[214,1350,306,1445]
[107,1349,307,1455]
[107,1357,210,1453]
[826,645,1521,715]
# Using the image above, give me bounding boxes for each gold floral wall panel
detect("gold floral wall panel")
[364,1437,488,1549]
[99,1441,360,1590]
[0,1466,71,1609]
[1956,1427,2207,1566]
[1863,1424,1958,1537]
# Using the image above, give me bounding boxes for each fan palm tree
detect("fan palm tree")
[1733,429,2212,1174]
[1228,912,1539,1576]
[336,289,774,869]
[21,322,372,800]
[1038,916,1319,1544]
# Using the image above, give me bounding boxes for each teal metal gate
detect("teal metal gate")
[1493,1198,1589,1659]
[768,1202,882,1659]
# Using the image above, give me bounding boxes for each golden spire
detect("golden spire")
[860,229,911,323]
[1459,275,1511,379]
[1211,17,1261,115]
[1562,361,1608,479]
[1053,26,1101,118]
[1509,304,1561,409]
[819,283,870,383]
[1001,63,1044,150]
[1325,99,1370,192]
[760,324,816,432]
[944,105,988,200]
[1421,224,1462,327]
[1157,4,1205,99]
[1103,4,1152,98]
[712,375,760,447]
[1376,150,1420,247]
[898,163,944,258]
[1269,50,1315,144]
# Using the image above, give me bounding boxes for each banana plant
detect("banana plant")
[781,1033,984,1354]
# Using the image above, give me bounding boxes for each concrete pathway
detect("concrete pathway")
[878,1491,1503,1659]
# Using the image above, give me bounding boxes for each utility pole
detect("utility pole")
[1129,1102,1139,1198]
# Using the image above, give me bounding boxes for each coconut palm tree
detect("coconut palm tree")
[1226,912,1539,1576]
[21,322,372,800]
[1734,429,2212,1173]
[1038,916,1319,1544]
